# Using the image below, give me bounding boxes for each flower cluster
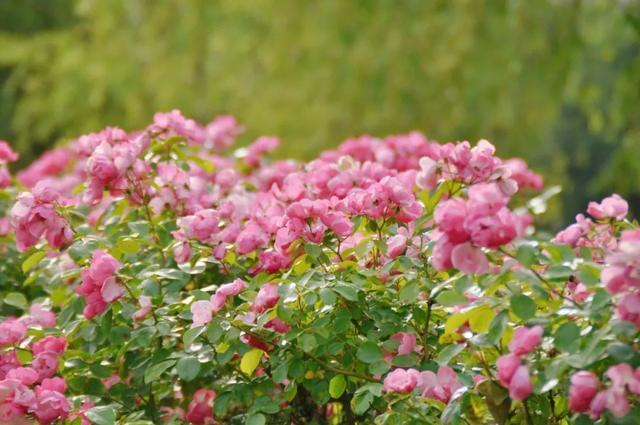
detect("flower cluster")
[553,194,627,253]
[9,182,72,251]
[7,110,640,423]
[0,307,72,424]
[191,278,246,326]
[433,182,531,274]
[76,250,122,319]
[383,366,462,404]
[569,363,640,419]
[496,326,542,401]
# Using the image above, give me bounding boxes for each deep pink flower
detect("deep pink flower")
[432,235,454,271]
[419,367,462,403]
[252,283,279,314]
[508,365,532,401]
[258,251,292,273]
[77,250,121,319]
[569,371,599,413]
[186,388,217,424]
[496,354,521,387]
[508,326,543,356]
[31,389,70,424]
[387,233,408,259]
[32,336,66,356]
[6,368,39,386]
[0,319,27,347]
[390,332,420,356]
[616,293,640,328]
[435,199,469,244]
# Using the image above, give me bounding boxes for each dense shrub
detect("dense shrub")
[0,111,638,424]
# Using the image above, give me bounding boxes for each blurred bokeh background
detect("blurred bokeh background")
[0,0,639,226]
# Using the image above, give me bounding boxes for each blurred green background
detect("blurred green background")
[0,0,639,226]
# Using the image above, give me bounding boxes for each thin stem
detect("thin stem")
[499,248,582,309]
[523,399,534,425]
[304,351,377,383]
[421,298,434,359]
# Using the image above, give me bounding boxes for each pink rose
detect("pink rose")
[435,199,469,244]
[508,365,532,401]
[390,332,420,356]
[32,389,70,424]
[387,233,408,259]
[32,352,60,380]
[419,366,462,403]
[0,319,27,347]
[86,154,118,184]
[174,242,192,264]
[252,283,279,314]
[569,371,599,413]
[7,367,39,386]
[186,388,216,424]
[416,156,438,190]
[587,194,628,220]
[32,336,66,355]
[191,300,213,326]
[27,304,57,328]
[383,368,419,394]
[496,354,521,387]
[508,326,543,356]
[451,242,489,275]
[616,293,640,328]
[0,141,19,162]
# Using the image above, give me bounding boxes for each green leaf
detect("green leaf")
[351,390,374,415]
[144,360,175,383]
[516,244,537,267]
[177,356,201,382]
[240,349,264,376]
[272,362,288,383]
[487,311,509,345]
[319,288,337,305]
[334,284,358,301]
[246,413,266,425]
[436,344,465,365]
[304,243,323,259]
[554,323,580,353]
[399,280,420,303]
[369,360,390,375]
[510,294,536,320]
[436,290,468,307]
[183,326,205,347]
[22,250,47,273]
[86,405,116,425]
[329,375,347,399]
[3,292,27,309]
[300,334,317,352]
[356,342,383,363]
[608,342,635,363]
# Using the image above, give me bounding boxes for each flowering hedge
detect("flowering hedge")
[0,111,638,424]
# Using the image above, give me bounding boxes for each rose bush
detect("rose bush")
[0,110,638,424]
